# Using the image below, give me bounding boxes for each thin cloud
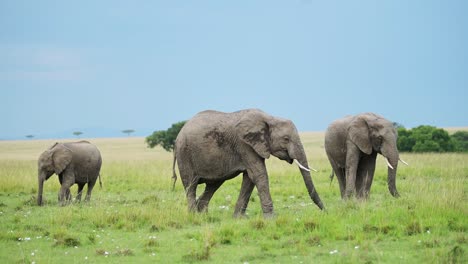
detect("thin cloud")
[0,45,86,81]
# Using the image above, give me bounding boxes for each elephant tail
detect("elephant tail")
[172,150,177,191]
[98,173,102,189]
[329,170,335,186]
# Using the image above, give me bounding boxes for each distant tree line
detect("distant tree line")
[146,121,186,151]
[397,125,468,152]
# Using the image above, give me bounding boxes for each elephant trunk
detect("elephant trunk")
[384,152,400,197]
[291,144,325,210]
[37,173,44,206]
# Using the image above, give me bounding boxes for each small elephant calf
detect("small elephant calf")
[37,141,102,206]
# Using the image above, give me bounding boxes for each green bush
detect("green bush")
[451,131,468,152]
[146,121,186,151]
[397,125,462,152]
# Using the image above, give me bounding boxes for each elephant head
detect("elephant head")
[37,143,72,206]
[236,110,325,210]
[348,113,403,197]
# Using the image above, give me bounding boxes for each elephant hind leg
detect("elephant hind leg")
[336,168,346,199]
[330,162,346,199]
[85,179,97,202]
[76,183,85,202]
[196,181,224,212]
[185,181,198,212]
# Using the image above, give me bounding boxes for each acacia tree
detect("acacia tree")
[73,131,83,138]
[26,135,34,139]
[122,129,135,136]
[146,121,186,151]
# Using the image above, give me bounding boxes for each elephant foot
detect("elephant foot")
[263,211,276,219]
[196,202,209,213]
[233,212,249,219]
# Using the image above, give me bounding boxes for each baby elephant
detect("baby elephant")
[37,141,102,206]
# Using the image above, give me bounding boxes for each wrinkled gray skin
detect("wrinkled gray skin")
[37,141,102,206]
[173,109,324,218]
[325,113,401,199]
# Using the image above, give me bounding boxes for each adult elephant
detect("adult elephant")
[37,141,102,206]
[324,113,407,199]
[173,109,325,218]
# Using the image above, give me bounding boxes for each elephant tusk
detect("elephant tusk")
[386,158,394,170]
[399,158,409,165]
[294,160,318,172]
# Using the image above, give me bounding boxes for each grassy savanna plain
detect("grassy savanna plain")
[0,132,466,263]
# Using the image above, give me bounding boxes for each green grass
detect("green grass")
[0,135,466,263]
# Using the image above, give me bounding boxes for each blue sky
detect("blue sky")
[1,1,467,139]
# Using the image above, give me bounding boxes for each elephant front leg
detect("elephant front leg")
[234,173,255,217]
[344,144,360,199]
[356,152,377,199]
[58,186,73,206]
[248,168,274,218]
[58,172,74,206]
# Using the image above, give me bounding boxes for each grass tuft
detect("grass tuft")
[182,230,216,262]
[250,218,266,230]
[447,245,465,264]
[53,231,80,247]
[405,220,422,236]
[115,248,134,256]
[141,195,159,204]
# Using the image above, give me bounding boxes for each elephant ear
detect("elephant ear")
[52,144,73,175]
[348,116,372,155]
[235,111,271,159]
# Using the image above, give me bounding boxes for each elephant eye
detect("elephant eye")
[283,136,290,143]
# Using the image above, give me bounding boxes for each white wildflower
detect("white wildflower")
[329,249,338,255]
[355,246,359,249]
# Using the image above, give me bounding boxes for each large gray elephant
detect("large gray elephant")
[37,141,102,206]
[173,109,325,217]
[325,113,407,199]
